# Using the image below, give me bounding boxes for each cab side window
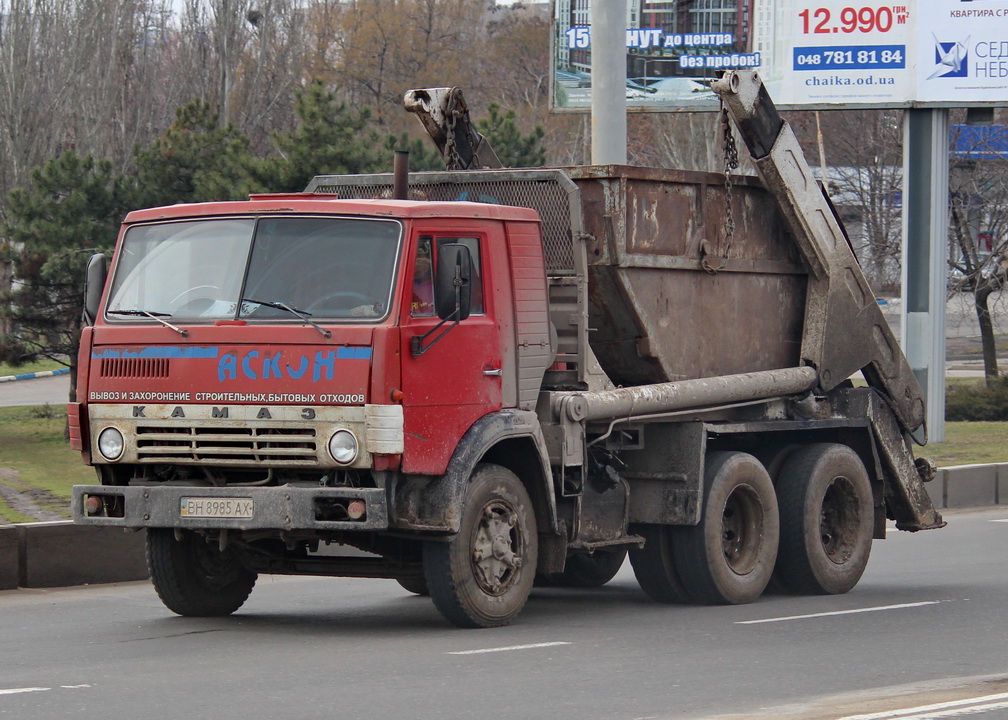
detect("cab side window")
[410,236,435,317]
[410,235,484,317]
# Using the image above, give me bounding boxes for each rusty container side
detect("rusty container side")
[567,165,809,387]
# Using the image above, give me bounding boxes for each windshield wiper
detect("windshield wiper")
[242,298,331,339]
[107,309,188,338]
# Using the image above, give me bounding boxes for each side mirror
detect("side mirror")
[83,253,107,326]
[434,243,472,322]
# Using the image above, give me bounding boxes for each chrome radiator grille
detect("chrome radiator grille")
[135,424,318,465]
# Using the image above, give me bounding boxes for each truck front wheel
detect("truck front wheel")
[146,528,257,617]
[673,451,779,604]
[423,464,538,628]
[775,443,873,594]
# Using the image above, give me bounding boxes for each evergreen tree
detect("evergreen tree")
[264,80,389,192]
[1,151,131,402]
[386,132,446,172]
[476,103,545,168]
[133,100,259,208]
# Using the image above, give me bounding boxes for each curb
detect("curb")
[0,522,148,591]
[927,462,1007,509]
[0,367,70,383]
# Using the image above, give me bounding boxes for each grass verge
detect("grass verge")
[925,422,1008,467]
[0,358,67,377]
[0,405,94,524]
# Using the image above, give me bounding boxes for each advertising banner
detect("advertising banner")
[914,0,1008,104]
[551,0,1008,110]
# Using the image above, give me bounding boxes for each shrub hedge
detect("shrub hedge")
[945,375,1008,421]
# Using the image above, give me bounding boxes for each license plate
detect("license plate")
[180,496,254,519]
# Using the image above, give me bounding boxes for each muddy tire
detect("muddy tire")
[673,451,779,605]
[775,443,873,595]
[546,548,628,588]
[423,464,537,628]
[146,528,257,617]
[629,525,692,603]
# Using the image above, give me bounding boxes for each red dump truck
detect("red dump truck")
[70,70,943,628]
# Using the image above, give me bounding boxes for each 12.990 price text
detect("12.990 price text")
[799,6,909,34]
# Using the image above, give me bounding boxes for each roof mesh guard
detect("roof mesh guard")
[306,169,581,276]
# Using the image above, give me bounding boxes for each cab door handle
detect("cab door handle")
[483,367,502,377]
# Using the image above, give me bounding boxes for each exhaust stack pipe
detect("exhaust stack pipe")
[393,151,409,200]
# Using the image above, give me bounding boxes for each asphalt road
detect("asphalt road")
[1,508,1005,720]
[0,373,71,407]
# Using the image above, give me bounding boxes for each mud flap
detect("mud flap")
[835,390,945,532]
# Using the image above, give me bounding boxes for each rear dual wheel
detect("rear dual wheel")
[775,443,873,595]
[540,548,628,588]
[395,574,429,596]
[674,451,780,605]
[633,452,779,605]
[633,445,872,604]
[629,524,692,603]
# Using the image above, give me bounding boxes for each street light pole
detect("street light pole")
[591,0,627,165]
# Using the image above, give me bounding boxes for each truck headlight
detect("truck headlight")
[97,427,125,461]
[328,429,358,465]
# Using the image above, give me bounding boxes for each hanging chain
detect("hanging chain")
[444,90,464,170]
[705,100,740,274]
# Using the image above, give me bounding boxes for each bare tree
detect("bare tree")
[948,122,1008,383]
[479,6,551,125]
[314,0,490,133]
[541,113,589,167]
[230,0,305,151]
[630,111,730,173]
[0,0,79,201]
[0,0,192,187]
[803,109,904,292]
[207,0,254,126]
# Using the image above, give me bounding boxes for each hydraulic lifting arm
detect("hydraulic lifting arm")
[404,87,502,170]
[712,70,925,437]
[713,70,942,531]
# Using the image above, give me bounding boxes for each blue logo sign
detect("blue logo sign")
[930,37,970,79]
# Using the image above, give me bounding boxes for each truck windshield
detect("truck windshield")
[106,216,402,322]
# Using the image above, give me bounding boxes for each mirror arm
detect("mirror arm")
[410,309,460,357]
[412,264,467,357]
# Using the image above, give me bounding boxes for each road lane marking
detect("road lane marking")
[894,699,1008,719]
[992,519,1008,523]
[837,691,1008,719]
[735,601,941,625]
[0,688,49,696]
[447,641,572,655]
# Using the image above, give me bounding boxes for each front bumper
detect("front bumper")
[71,484,389,531]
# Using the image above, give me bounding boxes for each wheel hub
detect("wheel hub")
[820,476,860,564]
[472,500,523,595]
[721,484,764,575]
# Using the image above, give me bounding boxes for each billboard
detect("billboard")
[552,0,1008,110]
